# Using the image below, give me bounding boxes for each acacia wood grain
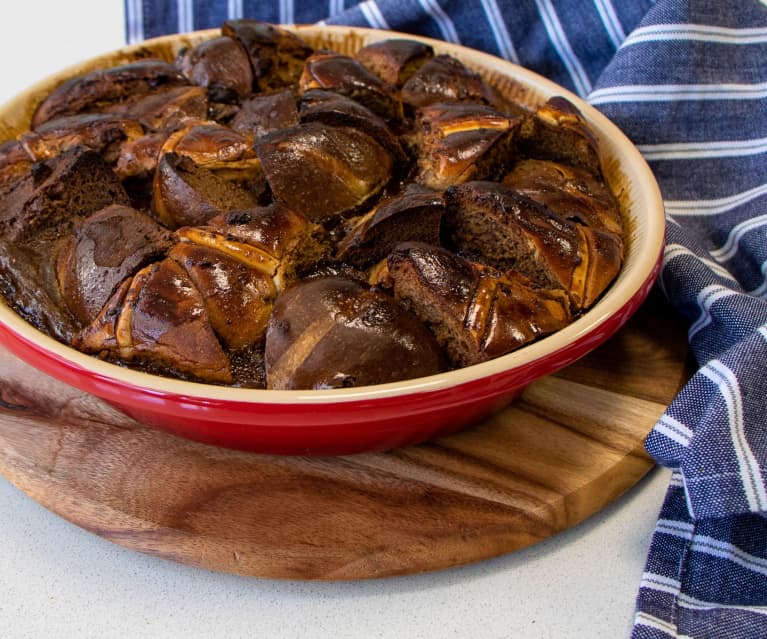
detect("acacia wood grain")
[0,290,692,579]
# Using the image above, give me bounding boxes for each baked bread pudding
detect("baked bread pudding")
[0,20,624,391]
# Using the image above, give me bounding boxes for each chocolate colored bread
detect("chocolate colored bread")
[444,181,623,310]
[354,39,434,88]
[0,147,130,244]
[176,35,254,103]
[256,121,394,224]
[231,89,299,139]
[336,185,444,266]
[502,158,623,236]
[75,259,233,384]
[413,102,522,189]
[222,19,313,91]
[56,204,174,325]
[401,54,506,110]
[0,236,76,342]
[152,152,262,228]
[519,97,602,176]
[299,52,402,122]
[264,277,444,389]
[32,60,190,128]
[384,242,571,366]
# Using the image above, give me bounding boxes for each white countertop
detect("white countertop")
[0,3,671,637]
[1,468,671,639]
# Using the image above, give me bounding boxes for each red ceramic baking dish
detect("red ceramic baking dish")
[0,26,665,455]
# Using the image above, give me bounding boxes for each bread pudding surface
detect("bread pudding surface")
[0,21,624,390]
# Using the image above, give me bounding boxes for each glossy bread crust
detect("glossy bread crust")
[385,242,571,366]
[265,277,444,389]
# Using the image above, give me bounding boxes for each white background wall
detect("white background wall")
[0,1,125,105]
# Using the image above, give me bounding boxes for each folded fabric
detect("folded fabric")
[124,0,655,97]
[592,3,767,636]
[124,1,767,636]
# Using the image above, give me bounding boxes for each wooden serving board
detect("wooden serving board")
[0,290,692,580]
